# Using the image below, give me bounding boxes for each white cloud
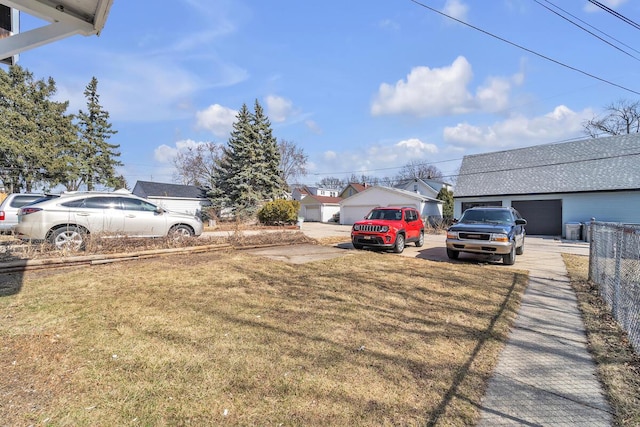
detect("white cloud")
[443,0,469,21]
[153,139,205,163]
[265,95,294,122]
[396,138,439,156]
[195,104,238,138]
[371,56,474,117]
[443,105,593,148]
[310,138,440,177]
[370,56,523,117]
[305,120,323,135]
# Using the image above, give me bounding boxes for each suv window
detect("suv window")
[120,197,158,212]
[7,195,43,208]
[406,210,417,222]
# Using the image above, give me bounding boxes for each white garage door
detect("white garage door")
[304,206,321,222]
[341,205,376,225]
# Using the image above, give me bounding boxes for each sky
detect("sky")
[6,0,640,188]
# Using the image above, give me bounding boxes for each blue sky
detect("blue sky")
[9,0,640,187]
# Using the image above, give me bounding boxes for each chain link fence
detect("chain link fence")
[588,221,640,354]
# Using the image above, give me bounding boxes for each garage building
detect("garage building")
[453,134,640,237]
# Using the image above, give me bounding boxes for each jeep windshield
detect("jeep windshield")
[459,209,512,224]
[366,209,402,221]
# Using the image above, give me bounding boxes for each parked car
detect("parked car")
[351,206,424,253]
[16,191,203,250]
[445,206,526,265]
[0,193,45,233]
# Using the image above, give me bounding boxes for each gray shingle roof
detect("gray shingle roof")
[455,134,640,197]
[132,181,207,199]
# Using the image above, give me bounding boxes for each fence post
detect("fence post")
[588,218,595,282]
[613,225,623,320]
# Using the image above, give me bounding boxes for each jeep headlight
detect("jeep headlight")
[380,225,389,232]
[447,231,458,239]
[491,233,509,242]
[352,224,360,231]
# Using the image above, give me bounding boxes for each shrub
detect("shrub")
[257,199,300,225]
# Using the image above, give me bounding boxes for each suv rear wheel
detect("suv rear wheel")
[415,231,424,247]
[50,226,87,251]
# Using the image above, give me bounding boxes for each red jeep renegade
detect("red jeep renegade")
[351,206,425,254]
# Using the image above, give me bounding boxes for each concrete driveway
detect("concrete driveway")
[248,222,590,265]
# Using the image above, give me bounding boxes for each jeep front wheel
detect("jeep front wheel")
[353,243,363,250]
[393,234,405,253]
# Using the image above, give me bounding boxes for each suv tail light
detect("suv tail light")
[19,207,43,215]
[0,211,4,221]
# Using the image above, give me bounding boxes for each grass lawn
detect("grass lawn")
[0,245,527,426]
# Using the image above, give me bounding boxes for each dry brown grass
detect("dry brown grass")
[563,254,640,427]
[0,231,314,263]
[0,245,527,426]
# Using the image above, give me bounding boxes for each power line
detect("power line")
[533,0,640,62]
[407,0,640,96]
[587,0,640,31]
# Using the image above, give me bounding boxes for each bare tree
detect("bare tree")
[584,99,640,137]
[317,176,345,189]
[346,173,380,186]
[278,139,308,185]
[172,142,223,187]
[394,160,443,185]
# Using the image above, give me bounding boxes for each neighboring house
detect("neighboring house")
[453,134,640,236]
[339,186,443,225]
[132,180,210,216]
[292,185,340,201]
[394,178,452,198]
[291,186,310,201]
[339,183,368,198]
[299,195,342,222]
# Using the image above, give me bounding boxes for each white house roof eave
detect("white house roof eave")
[0,0,113,59]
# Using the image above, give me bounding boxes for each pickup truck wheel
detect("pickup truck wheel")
[415,231,424,247]
[393,234,405,253]
[503,243,516,265]
[446,248,459,259]
[516,237,525,255]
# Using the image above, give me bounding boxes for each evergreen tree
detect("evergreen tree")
[437,187,454,219]
[71,77,121,190]
[212,103,262,217]
[252,99,286,199]
[211,100,287,218]
[0,65,75,192]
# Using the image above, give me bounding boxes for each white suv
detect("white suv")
[16,191,203,250]
[0,193,45,233]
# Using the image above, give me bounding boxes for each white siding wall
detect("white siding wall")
[149,198,204,216]
[560,191,640,225]
[320,205,340,222]
[340,189,423,224]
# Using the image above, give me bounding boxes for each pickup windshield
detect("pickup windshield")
[460,210,512,224]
